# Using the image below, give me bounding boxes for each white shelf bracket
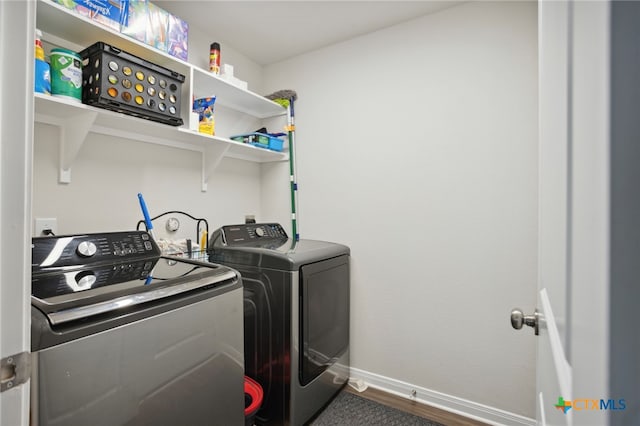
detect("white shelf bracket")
[201,143,231,192]
[58,110,98,183]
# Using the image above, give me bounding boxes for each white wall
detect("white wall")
[32,126,262,235]
[184,21,264,92]
[264,1,538,419]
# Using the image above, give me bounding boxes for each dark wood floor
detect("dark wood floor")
[344,386,490,426]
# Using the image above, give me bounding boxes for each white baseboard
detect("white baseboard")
[349,367,535,426]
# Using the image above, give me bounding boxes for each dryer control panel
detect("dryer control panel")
[218,223,288,246]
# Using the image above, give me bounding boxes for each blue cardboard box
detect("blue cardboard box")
[53,0,129,31]
[75,0,129,31]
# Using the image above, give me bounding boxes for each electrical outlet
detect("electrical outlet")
[35,218,58,236]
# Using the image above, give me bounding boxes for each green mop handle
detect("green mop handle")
[287,99,299,241]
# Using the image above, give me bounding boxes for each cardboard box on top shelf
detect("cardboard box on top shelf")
[167,13,188,61]
[120,0,148,43]
[58,0,187,61]
[146,2,168,52]
[120,0,187,60]
[53,0,129,32]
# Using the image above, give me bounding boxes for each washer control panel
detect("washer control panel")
[32,257,159,300]
[220,223,288,246]
[32,231,160,270]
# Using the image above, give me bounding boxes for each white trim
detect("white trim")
[538,392,547,426]
[0,0,35,424]
[349,367,535,426]
[539,287,572,399]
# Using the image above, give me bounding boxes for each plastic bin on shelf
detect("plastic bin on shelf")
[230,132,285,152]
[80,41,185,126]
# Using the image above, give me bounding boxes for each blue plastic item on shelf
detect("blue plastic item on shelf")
[230,132,284,152]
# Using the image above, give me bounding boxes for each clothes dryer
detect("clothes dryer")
[209,223,350,426]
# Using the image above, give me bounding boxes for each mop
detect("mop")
[265,90,299,241]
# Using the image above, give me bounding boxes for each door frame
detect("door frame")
[569,4,610,426]
[0,1,35,424]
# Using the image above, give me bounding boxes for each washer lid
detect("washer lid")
[31,256,237,325]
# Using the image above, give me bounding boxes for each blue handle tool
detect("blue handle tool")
[137,193,156,240]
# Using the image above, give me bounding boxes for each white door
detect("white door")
[515,1,611,425]
[0,1,34,425]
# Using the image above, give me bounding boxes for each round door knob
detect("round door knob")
[510,308,540,335]
[511,308,525,329]
[77,241,97,257]
[255,228,265,237]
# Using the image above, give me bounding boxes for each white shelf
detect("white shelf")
[36,0,286,118]
[35,0,288,191]
[35,94,288,191]
[191,67,285,118]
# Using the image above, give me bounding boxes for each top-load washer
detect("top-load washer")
[208,223,350,426]
[31,230,244,426]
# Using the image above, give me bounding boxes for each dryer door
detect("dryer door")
[299,255,350,386]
